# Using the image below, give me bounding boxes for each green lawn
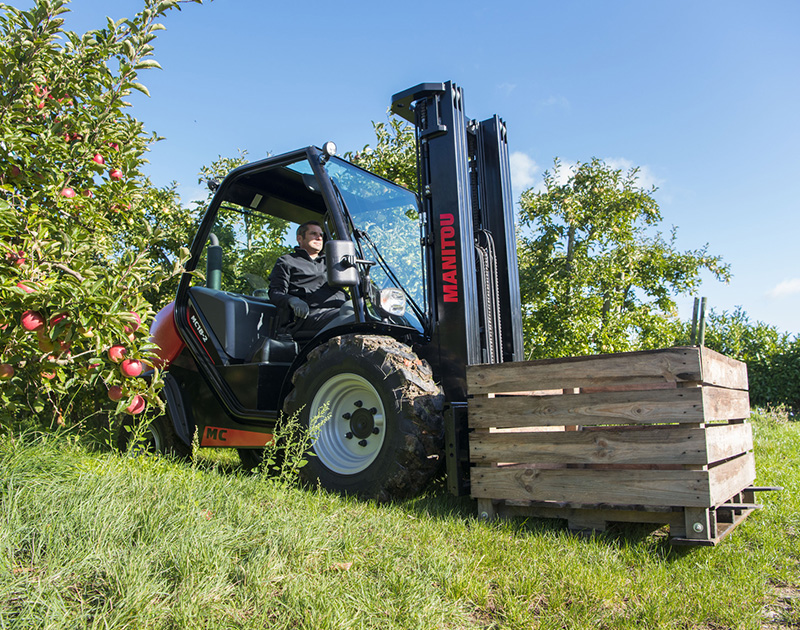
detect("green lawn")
[0,409,797,629]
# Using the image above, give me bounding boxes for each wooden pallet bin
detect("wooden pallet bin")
[466,346,756,544]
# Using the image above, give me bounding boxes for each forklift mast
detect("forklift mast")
[391,81,524,402]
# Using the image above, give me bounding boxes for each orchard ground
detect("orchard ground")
[0,407,797,629]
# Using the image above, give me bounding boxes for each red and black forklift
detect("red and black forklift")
[148,82,521,500]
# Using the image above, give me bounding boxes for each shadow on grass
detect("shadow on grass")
[177,449,703,558]
[392,473,697,559]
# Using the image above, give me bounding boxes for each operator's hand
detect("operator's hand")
[287,296,309,319]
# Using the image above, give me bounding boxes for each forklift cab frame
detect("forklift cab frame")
[164,145,430,447]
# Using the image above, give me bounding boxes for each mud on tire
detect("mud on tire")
[284,334,444,501]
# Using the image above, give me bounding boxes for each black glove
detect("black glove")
[287,296,309,319]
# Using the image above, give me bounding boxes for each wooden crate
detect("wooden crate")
[466,346,757,544]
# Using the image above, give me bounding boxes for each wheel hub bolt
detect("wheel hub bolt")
[358,439,368,447]
[372,427,380,434]
[354,400,363,407]
[369,407,377,415]
[345,432,353,439]
[343,412,351,420]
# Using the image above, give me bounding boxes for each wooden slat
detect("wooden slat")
[470,466,713,507]
[700,347,749,390]
[702,386,750,422]
[467,347,702,395]
[705,423,753,464]
[470,425,714,466]
[469,387,704,429]
[709,452,757,506]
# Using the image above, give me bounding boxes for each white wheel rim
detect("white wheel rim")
[310,373,386,475]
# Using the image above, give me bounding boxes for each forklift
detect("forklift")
[147,81,521,500]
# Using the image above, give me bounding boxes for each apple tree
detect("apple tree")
[347,117,417,192]
[518,158,731,359]
[0,0,201,438]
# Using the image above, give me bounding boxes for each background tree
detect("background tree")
[698,307,800,410]
[518,158,731,358]
[347,117,417,191]
[0,0,201,437]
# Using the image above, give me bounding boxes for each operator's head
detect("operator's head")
[296,221,324,258]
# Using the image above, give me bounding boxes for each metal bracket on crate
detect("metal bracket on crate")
[444,402,471,496]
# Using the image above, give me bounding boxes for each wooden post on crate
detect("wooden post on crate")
[563,387,580,432]
[473,392,497,521]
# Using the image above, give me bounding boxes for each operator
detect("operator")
[268,220,347,335]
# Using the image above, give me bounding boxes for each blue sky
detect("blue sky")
[25,0,800,333]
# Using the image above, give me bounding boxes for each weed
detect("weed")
[258,405,328,485]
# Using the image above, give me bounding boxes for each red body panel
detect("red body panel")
[150,301,184,368]
[200,427,274,448]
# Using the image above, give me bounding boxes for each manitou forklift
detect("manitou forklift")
[148,81,522,500]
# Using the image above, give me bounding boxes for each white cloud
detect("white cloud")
[177,182,211,207]
[767,278,800,299]
[497,82,517,96]
[539,95,570,109]
[603,157,664,191]
[509,151,540,201]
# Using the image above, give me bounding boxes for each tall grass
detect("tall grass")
[0,409,797,629]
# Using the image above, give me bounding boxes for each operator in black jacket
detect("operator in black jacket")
[268,221,346,335]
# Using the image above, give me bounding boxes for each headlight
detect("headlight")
[378,288,406,317]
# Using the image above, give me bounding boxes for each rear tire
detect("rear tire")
[116,402,191,459]
[284,334,444,501]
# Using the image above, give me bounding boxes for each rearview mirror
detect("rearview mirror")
[325,240,360,287]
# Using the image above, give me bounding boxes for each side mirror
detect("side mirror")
[325,240,360,287]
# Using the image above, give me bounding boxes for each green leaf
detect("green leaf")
[134,59,162,70]
[129,82,150,97]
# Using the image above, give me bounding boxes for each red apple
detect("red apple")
[60,187,76,198]
[108,142,120,151]
[16,282,36,294]
[108,345,127,363]
[120,358,142,378]
[49,312,69,328]
[107,385,123,401]
[123,312,141,334]
[82,189,93,198]
[92,153,105,165]
[126,395,146,415]
[109,169,123,181]
[21,310,45,332]
[0,364,14,380]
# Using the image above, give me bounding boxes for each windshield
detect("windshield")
[323,157,427,330]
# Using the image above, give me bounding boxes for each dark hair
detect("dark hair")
[296,221,322,239]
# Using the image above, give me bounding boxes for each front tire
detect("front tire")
[284,334,444,501]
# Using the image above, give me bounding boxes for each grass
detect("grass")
[0,409,798,629]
